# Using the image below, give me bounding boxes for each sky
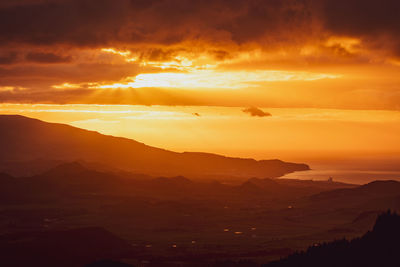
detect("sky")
[1,0,400,168]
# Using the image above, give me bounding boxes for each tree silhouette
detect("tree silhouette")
[265,210,400,267]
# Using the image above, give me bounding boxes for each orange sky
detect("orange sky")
[1,0,400,109]
[1,104,399,171]
[1,0,400,166]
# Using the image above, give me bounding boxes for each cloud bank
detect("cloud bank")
[0,0,399,109]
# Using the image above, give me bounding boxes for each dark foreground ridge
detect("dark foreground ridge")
[265,211,400,267]
[0,114,309,178]
[0,161,398,266]
[0,227,131,267]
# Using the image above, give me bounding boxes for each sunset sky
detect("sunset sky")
[1,0,400,168]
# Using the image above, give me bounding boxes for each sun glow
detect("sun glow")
[101,48,138,62]
[52,83,82,89]
[1,104,400,167]
[0,86,16,92]
[96,48,342,90]
[93,70,340,90]
[141,56,195,70]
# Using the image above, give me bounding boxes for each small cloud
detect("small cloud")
[242,107,271,117]
[0,86,15,92]
[193,112,201,117]
[0,86,26,92]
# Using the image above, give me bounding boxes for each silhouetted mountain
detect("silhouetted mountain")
[0,161,398,266]
[0,227,132,267]
[308,180,400,210]
[0,158,66,177]
[0,162,354,204]
[152,176,193,186]
[39,162,125,192]
[44,161,88,176]
[0,115,309,178]
[275,178,355,190]
[359,180,400,195]
[265,211,400,267]
[239,177,356,198]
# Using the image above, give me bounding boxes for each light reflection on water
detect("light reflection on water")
[281,169,400,185]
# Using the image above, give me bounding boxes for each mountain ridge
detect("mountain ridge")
[0,114,309,178]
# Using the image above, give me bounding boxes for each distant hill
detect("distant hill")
[241,177,355,197]
[0,115,309,178]
[0,162,352,203]
[3,161,373,212]
[310,180,400,201]
[265,211,400,267]
[0,161,398,267]
[306,180,400,211]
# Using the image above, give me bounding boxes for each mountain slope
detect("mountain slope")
[265,211,400,267]
[307,180,400,209]
[0,115,309,178]
[0,162,325,202]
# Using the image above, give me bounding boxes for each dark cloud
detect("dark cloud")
[0,0,399,56]
[0,52,18,64]
[0,0,311,47]
[25,52,72,63]
[0,0,130,46]
[0,63,140,89]
[193,112,201,117]
[242,107,271,117]
[318,0,400,56]
[321,0,400,36]
[1,0,400,107]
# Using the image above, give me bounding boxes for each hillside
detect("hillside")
[0,162,348,203]
[305,180,400,211]
[265,211,400,267]
[0,162,397,266]
[0,115,309,178]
